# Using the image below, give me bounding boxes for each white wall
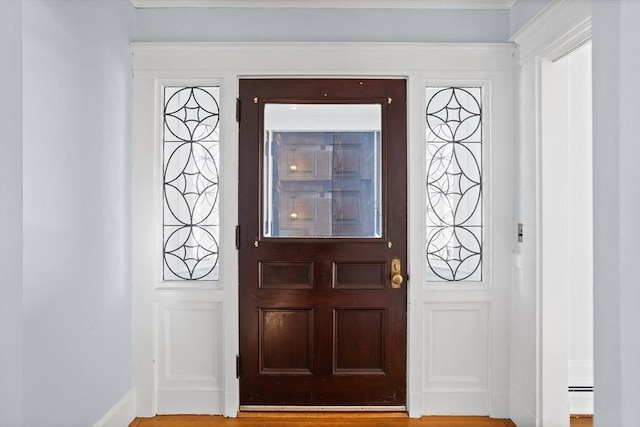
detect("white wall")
[566,42,593,415]
[592,1,640,426]
[134,7,510,42]
[0,1,24,426]
[21,1,135,426]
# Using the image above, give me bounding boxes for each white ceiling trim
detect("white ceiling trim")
[510,0,591,64]
[130,0,518,10]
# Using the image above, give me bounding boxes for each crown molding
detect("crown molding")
[130,0,517,10]
[510,0,591,64]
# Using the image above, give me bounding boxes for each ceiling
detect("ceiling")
[130,0,518,9]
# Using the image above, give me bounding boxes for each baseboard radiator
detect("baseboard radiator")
[568,386,594,393]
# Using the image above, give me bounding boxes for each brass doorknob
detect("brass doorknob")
[391,258,403,289]
[391,273,403,288]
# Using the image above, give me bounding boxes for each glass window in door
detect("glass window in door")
[263,103,382,238]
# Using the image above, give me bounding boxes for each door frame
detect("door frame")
[237,78,408,408]
[510,2,592,425]
[131,42,514,418]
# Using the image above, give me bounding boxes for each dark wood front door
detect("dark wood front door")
[238,79,407,407]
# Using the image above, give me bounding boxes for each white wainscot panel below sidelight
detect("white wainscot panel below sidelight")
[156,301,224,414]
[422,302,489,415]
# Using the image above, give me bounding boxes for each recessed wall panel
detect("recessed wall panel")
[158,302,223,388]
[423,302,488,391]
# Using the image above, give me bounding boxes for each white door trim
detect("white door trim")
[132,42,514,418]
[510,1,592,425]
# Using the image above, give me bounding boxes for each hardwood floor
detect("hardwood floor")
[130,414,515,427]
[570,415,593,427]
[130,413,594,427]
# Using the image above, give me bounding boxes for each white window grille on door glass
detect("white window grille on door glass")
[426,87,482,282]
[163,87,220,281]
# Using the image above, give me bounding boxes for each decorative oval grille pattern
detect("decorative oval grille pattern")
[163,87,220,281]
[426,87,482,282]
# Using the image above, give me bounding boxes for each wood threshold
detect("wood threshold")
[238,405,407,416]
[238,411,409,418]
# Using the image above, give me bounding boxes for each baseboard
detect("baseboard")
[490,392,510,419]
[569,391,594,415]
[93,389,136,427]
[408,391,423,418]
[224,390,238,418]
[509,392,536,427]
[156,390,223,414]
[422,391,489,415]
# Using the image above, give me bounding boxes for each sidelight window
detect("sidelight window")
[425,87,483,282]
[162,86,220,281]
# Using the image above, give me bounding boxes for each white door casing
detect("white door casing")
[131,42,514,418]
[510,1,592,426]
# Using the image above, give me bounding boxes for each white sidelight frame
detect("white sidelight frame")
[132,42,514,418]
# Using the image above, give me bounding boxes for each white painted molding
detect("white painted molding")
[510,2,593,425]
[510,392,537,427]
[92,390,136,427]
[132,41,514,417]
[130,0,516,9]
[510,0,591,64]
[132,42,515,77]
[568,360,594,414]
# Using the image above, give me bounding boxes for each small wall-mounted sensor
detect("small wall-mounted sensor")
[517,223,524,243]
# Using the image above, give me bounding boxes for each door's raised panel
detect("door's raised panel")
[260,309,313,374]
[423,302,489,391]
[333,262,386,289]
[259,262,314,289]
[158,302,223,388]
[334,309,386,374]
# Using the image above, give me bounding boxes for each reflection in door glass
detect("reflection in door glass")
[426,87,482,282]
[264,104,382,238]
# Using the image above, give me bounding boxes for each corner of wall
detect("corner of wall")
[0,0,24,425]
[92,390,137,427]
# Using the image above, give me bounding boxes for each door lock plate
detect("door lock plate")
[391,258,403,289]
